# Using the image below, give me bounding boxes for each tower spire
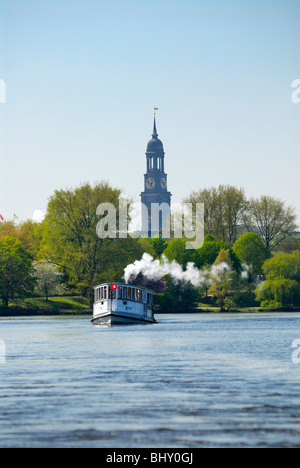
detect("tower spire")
[152,107,159,138]
[152,116,158,139]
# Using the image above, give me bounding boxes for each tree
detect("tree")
[276,235,300,254]
[262,250,300,282]
[256,278,300,308]
[208,249,239,311]
[232,232,271,282]
[0,220,17,240]
[0,219,43,258]
[256,251,300,307]
[40,182,145,306]
[194,235,230,269]
[0,237,34,308]
[33,260,67,301]
[243,195,297,251]
[144,237,168,258]
[164,239,196,268]
[185,185,247,244]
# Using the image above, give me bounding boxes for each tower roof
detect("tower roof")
[146,116,164,154]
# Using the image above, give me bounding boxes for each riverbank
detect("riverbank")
[0,296,91,316]
[155,307,300,314]
[1,296,300,316]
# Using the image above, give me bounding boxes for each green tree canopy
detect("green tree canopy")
[0,219,43,258]
[256,278,300,308]
[163,239,196,268]
[194,237,230,269]
[256,250,300,307]
[232,232,271,281]
[262,250,300,281]
[39,181,145,306]
[0,236,34,308]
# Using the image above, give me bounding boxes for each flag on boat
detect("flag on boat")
[111,284,118,290]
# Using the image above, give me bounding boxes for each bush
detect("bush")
[158,276,200,312]
[233,290,258,308]
[261,300,282,309]
[256,278,300,308]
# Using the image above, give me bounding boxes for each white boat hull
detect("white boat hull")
[91,311,156,326]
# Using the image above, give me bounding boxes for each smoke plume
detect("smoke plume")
[124,253,211,288]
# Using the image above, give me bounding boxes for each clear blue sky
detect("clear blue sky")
[0,0,299,224]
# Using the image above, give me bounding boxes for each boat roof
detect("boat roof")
[93,282,153,293]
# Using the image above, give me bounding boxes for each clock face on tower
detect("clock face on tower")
[161,177,167,189]
[146,177,155,190]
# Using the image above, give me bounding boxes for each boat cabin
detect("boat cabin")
[94,283,153,309]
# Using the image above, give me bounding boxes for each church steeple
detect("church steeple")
[140,112,172,237]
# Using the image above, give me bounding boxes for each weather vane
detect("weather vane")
[154,107,159,116]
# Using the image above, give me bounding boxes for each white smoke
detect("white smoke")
[241,263,251,280]
[210,262,232,282]
[124,253,214,288]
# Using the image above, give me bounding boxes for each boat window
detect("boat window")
[131,288,135,302]
[118,286,122,299]
[128,287,131,301]
[123,287,127,300]
[104,286,107,300]
[110,287,117,299]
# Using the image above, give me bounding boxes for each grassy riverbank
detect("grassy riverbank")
[0,296,91,316]
[1,297,300,317]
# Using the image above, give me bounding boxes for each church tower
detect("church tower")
[140,114,172,237]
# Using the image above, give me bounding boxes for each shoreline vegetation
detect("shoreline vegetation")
[1,296,300,317]
[0,296,91,317]
[1,182,299,315]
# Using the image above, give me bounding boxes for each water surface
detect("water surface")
[1,313,300,448]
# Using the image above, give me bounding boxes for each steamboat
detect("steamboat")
[92,283,155,325]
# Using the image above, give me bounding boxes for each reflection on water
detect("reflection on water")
[1,313,300,447]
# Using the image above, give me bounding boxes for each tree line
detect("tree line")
[185,185,297,250]
[0,181,299,311]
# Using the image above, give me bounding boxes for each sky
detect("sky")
[0,0,299,225]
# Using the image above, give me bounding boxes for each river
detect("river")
[1,313,300,448]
